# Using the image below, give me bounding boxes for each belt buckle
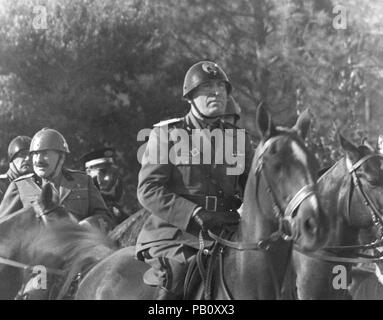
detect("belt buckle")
[205,196,217,212]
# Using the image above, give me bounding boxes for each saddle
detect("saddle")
[183,231,233,300]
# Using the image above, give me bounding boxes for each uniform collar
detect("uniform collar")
[186,111,223,130]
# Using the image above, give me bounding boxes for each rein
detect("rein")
[0,256,65,276]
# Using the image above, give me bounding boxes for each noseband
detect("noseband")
[209,135,316,250]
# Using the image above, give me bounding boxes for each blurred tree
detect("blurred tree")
[0,0,382,211]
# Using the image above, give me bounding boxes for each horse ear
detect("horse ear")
[339,134,360,162]
[293,109,311,140]
[256,102,276,139]
[40,183,54,208]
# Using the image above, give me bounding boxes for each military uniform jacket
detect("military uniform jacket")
[0,168,110,221]
[136,111,254,251]
[0,169,17,203]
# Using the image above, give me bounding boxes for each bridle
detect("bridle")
[205,134,317,299]
[209,134,316,250]
[296,153,383,264]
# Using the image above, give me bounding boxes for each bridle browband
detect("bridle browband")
[296,153,383,264]
[207,135,316,250]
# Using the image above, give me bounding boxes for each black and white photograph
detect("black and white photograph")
[0,0,383,305]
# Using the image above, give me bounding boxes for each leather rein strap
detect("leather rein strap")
[0,256,65,276]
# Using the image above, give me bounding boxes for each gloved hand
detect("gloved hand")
[193,209,240,232]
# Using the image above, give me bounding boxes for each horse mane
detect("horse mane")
[22,220,119,299]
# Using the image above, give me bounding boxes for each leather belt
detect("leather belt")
[184,194,241,212]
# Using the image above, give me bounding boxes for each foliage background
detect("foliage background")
[0,0,382,213]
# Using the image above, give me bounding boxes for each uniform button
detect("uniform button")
[77,195,81,199]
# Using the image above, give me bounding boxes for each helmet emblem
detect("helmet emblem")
[202,62,218,76]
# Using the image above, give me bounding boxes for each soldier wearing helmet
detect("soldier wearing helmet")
[80,147,129,226]
[135,61,254,299]
[0,136,33,201]
[0,128,113,233]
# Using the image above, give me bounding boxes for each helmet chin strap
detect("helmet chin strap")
[9,161,21,176]
[45,154,65,181]
[190,100,222,121]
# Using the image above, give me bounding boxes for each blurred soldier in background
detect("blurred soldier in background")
[0,136,33,202]
[0,128,113,232]
[80,147,129,226]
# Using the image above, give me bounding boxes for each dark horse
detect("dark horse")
[73,105,328,299]
[0,184,118,299]
[292,135,383,299]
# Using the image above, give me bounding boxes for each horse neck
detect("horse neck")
[317,158,357,246]
[223,167,292,299]
[294,159,353,300]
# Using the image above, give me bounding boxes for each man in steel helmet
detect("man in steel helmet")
[136,61,254,299]
[80,147,129,226]
[0,136,33,201]
[0,128,112,232]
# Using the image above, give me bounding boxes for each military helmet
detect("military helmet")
[8,136,32,161]
[30,128,70,153]
[182,61,232,99]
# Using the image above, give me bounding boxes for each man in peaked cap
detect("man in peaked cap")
[80,147,129,226]
[0,128,113,232]
[0,136,33,202]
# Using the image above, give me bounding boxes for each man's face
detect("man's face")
[12,150,32,175]
[32,150,61,178]
[191,79,227,118]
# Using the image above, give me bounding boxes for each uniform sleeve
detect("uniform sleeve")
[0,181,23,218]
[137,127,198,231]
[87,175,111,219]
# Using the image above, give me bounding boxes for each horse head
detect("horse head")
[220,105,328,300]
[339,134,383,245]
[241,105,328,252]
[294,134,383,299]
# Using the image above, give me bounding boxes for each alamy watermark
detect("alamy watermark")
[32,5,48,30]
[137,126,246,175]
[332,5,347,30]
[25,265,48,292]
